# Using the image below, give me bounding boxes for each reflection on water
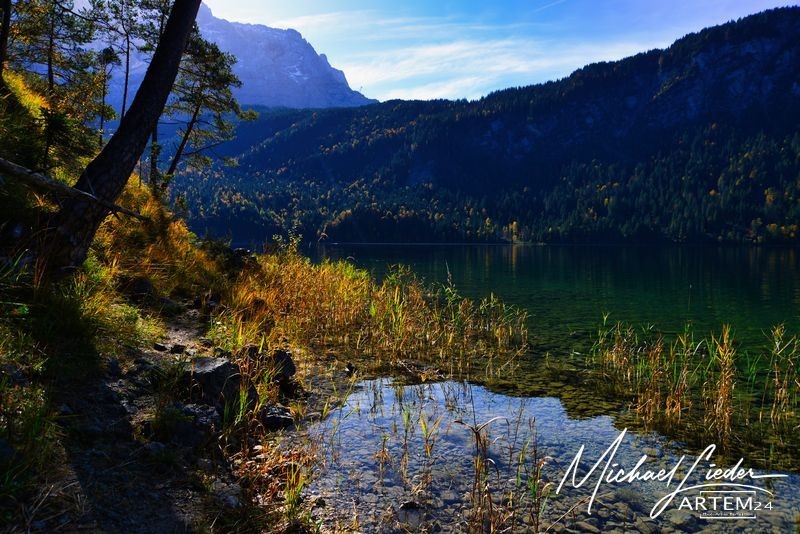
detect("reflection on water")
[313,244,800,352]
[306,379,799,533]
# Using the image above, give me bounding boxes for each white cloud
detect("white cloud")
[340,37,664,101]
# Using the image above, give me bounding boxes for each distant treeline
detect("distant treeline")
[172,7,800,244]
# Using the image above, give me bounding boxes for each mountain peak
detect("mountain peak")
[197,4,376,108]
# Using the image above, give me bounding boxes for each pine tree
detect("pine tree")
[156,31,254,192]
[8,0,103,171]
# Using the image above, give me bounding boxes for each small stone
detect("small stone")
[666,509,695,528]
[258,404,294,430]
[574,521,600,533]
[153,342,168,352]
[196,458,214,472]
[170,344,187,354]
[212,481,242,508]
[634,518,656,534]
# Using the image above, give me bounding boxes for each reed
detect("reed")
[703,325,736,440]
[767,325,800,427]
[589,316,800,470]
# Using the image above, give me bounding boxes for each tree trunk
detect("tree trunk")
[0,0,11,85]
[43,0,202,277]
[149,124,161,191]
[166,102,201,177]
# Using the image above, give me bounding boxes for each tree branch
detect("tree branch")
[0,157,148,221]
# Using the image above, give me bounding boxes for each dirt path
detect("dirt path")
[36,305,240,533]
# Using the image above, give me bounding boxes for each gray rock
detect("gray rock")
[196,457,215,472]
[241,344,296,384]
[268,349,296,383]
[212,480,242,509]
[258,404,294,430]
[168,403,221,447]
[183,357,241,406]
[634,517,656,534]
[122,275,157,303]
[573,521,600,533]
[665,509,695,529]
[399,500,421,510]
[182,403,221,430]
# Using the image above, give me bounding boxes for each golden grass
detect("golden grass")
[209,249,529,377]
[2,71,49,119]
[593,318,800,449]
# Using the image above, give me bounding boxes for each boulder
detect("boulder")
[258,404,294,430]
[269,349,297,383]
[166,403,221,447]
[120,275,157,304]
[241,344,296,384]
[183,357,241,406]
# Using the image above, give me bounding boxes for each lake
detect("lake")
[302,244,800,532]
[314,244,800,353]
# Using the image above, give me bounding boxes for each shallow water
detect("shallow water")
[306,379,799,532]
[304,245,800,531]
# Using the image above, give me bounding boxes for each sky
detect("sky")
[202,0,797,102]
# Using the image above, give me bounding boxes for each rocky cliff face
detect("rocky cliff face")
[195,4,375,108]
[105,4,375,113]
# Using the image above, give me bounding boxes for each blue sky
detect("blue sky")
[203,0,797,101]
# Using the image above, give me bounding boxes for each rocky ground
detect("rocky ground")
[19,302,297,533]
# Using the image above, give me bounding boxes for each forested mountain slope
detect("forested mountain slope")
[173,7,800,244]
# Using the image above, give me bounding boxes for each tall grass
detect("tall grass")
[209,243,529,377]
[703,325,736,441]
[592,317,800,456]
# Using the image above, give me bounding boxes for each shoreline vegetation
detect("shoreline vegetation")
[1,178,532,530]
[591,318,800,470]
[2,178,799,530]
